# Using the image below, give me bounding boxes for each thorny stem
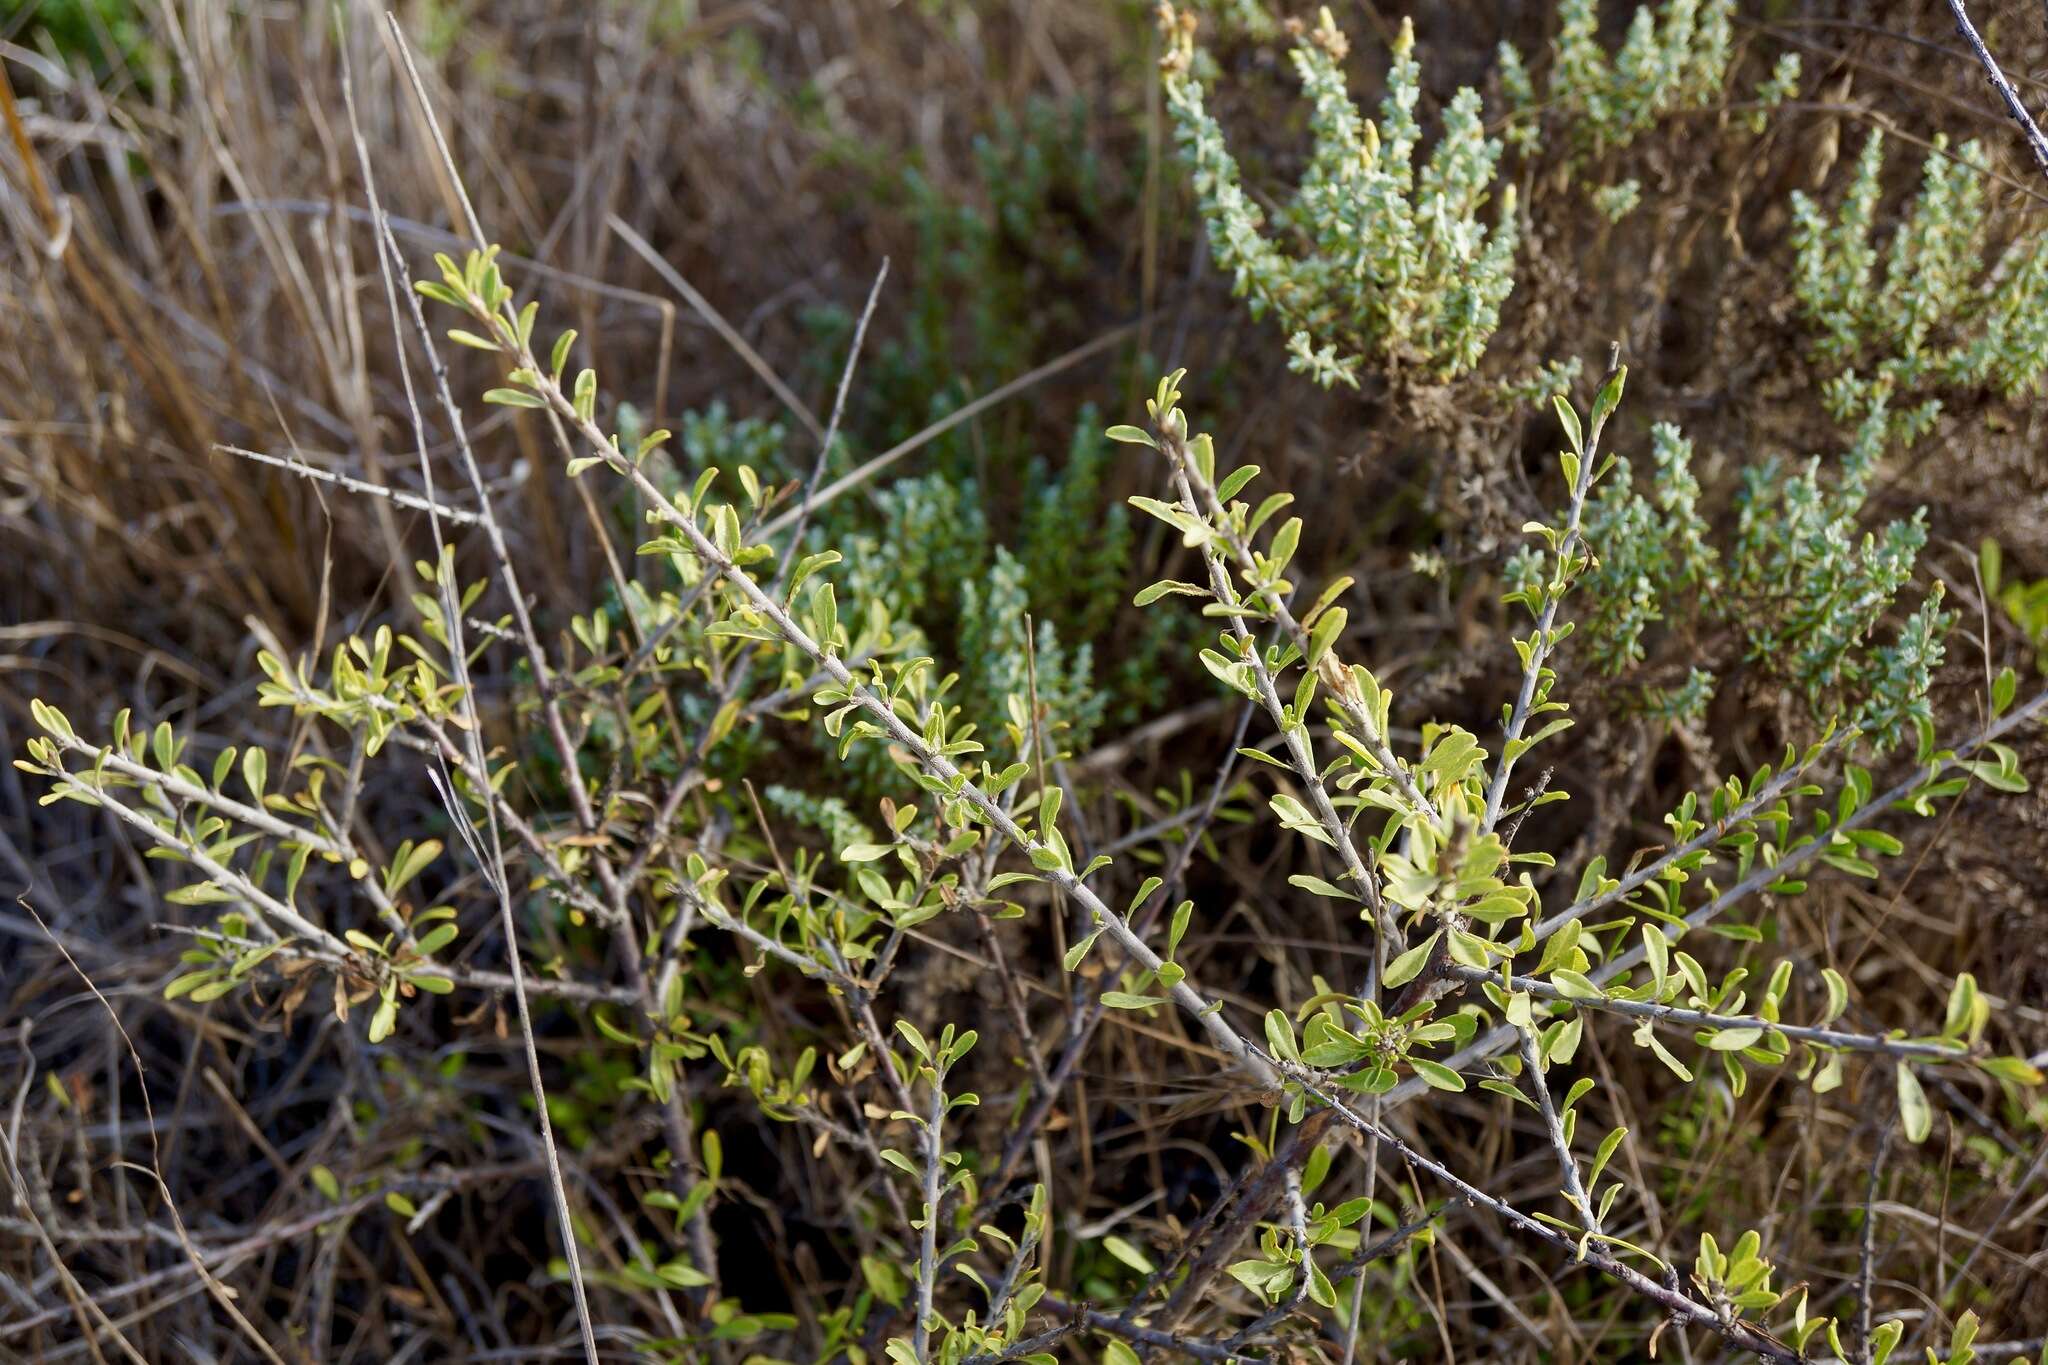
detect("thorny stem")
[169,927,638,1005]
[373,41,734,1299]
[444,251,2048,1364]
[1857,1123,1892,1364]
[1525,730,1846,946]
[44,731,420,948]
[1165,431,1433,823]
[354,40,602,1351]
[1942,0,2048,181]
[64,775,347,955]
[979,640,1266,1208]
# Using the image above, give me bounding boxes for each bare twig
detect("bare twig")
[1942,1,2048,180]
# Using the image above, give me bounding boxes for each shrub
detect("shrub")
[1162,7,1518,384]
[1794,130,2048,426]
[18,274,2041,1359]
[8,7,2048,1365]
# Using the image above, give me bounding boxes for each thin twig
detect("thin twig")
[1858,1123,1893,1365]
[1942,0,2048,180]
[1519,1027,1601,1239]
[351,32,601,1360]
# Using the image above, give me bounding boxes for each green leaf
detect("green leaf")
[163,970,217,1001]
[1586,1126,1627,1191]
[703,1129,723,1183]
[1101,992,1161,1010]
[1103,1235,1155,1274]
[368,997,398,1045]
[1410,1058,1466,1092]
[861,1253,906,1307]
[1217,465,1260,502]
[1382,931,1441,990]
[1639,1026,1692,1082]
[1552,395,1584,455]
[1064,928,1106,973]
[483,387,547,409]
[415,923,459,957]
[1702,1027,1763,1052]
[1308,605,1347,668]
[1979,1055,2044,1086]
[1104,425,1156,448]
[1133,579,1207,606]
[1819,967,1848,1025]
[1896,1065,1931,1143]
[1992,666,2017,717]
[1550,969,1603,1002]
[386,839,443,897]
[1640,923,1669,992]
[1264,1009,1299,1063]
[1267,517,1302,574]
[311,1165,341,1202]
[1589,364,1627,431]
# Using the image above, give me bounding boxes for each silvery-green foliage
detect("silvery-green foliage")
[1182,0,1281,39]
[1162,7,1517,383]
[1021,406,1131,643]
[818,95,1105,462]
[831,459,1115,775]
[1728,403,1947,751]
[1747,51,1803,133]
[838,473,991,626]
[681,401,790,477]
[1168,0,1756,390]
[1593,177,1642,222]
[762,784,876,852]
[1575,404,1948,747]
[1499,0,1735,159]
[1794,131,2048,425]
[960,547,1105,760]
[1577,422,1717,679]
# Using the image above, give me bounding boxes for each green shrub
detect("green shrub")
[13,9,2048,1365]
[21,263,2040,1358]
[1163,7,1518,383]
[1571,403,1949,745]
[1795,130,2048,428]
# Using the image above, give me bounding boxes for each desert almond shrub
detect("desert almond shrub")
[8,6,2048,1365]
[17,242,2045,1361]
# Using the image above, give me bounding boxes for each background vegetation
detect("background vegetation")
[2,1,2046,1362]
